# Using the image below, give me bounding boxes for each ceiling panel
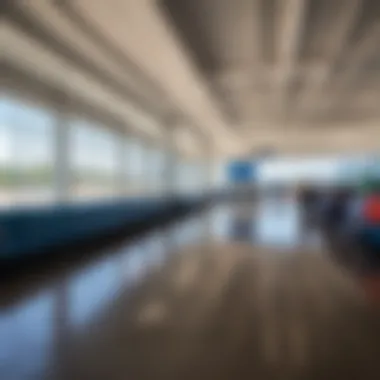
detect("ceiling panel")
[6,0,380,156]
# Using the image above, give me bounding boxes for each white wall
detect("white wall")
[256,155,372,184]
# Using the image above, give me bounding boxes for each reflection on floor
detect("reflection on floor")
[0,199,378,380]
[210,199,323,251]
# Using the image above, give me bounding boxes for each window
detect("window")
[154,148,166,194]
[192,161,206,192]
[0,96,54,208]
[126,136,145,196]
[160,149,177,194]
[177,159,195,194]
[145,145,165,195]
[71,121,118,199]
[258,157,342,184]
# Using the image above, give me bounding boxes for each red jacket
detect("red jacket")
[363,195,380,223]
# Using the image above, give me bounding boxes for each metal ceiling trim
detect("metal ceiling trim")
[158,0,241,127]
[54,0,216,145]
[3,2,164,121]
[2,1,213,150]
[1,59,163,144]
[53,0,168,106]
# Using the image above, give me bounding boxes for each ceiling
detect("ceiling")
[160,0,380,153]
[3,0,380,156]
[3,0,241,157]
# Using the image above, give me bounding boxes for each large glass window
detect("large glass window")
[154,148,166,194]
[177,159,197,194]
[142,143,153,195]
[145,144,165,195]
[71,121,118,199]
[0,96,55,208]
[192,161,206,192]
[126,136,145,196]
[158,149,175,194]
[258,156,348,185]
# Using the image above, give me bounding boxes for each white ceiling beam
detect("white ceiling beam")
[225,0,263,64]
[251,0,263,64]
[209,0,263,93]
[213,61,325,94]
[247,124,380,154]
[299,0,362,109]
[304,23,380,120]
[275,0,307,109]
[319,22,380,116]
[334,26,380,88]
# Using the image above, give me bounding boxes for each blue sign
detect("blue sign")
[228,161,255,183]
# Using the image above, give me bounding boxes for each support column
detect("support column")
[139,137,150,196]
[202,136,215,200]
[117,129,129,197]
[127,134,144,197]
[200,137,216,241]
[145,138,158,196]
[149,140,164,196]
[54,93,71,204]
[163,113,179,197]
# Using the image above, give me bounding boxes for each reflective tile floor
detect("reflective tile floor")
[0,198,378,380]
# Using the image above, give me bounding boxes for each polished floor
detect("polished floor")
[1,198,379,380]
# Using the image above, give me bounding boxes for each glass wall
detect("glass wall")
[0,92,208,209]
[0,96,55,208]
[176,159,205,195]
[256,155,378,186]
[127,136,145,196]
[70,120,119,199]
[128,140,167,196]
[145,144,165,195]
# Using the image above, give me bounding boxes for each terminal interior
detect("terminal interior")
[1,1,380,379]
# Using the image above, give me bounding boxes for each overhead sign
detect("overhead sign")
[228,160,256,183]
